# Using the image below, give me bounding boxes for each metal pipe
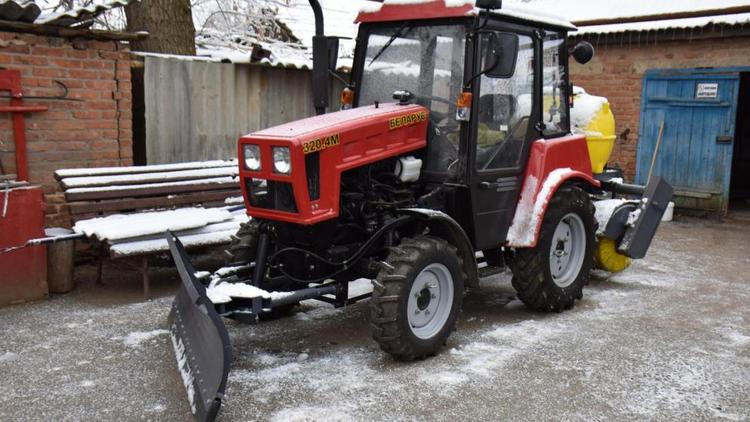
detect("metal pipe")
[270,284,338,308]
[601,181,646,196]
[308,0,324,36]
[252,230,270,287]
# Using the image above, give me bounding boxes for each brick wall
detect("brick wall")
[570,33,750,181]
[0,31,132,227]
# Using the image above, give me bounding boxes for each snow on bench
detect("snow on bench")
[54,160,245,297]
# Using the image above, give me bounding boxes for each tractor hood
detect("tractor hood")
[238,103,429,225]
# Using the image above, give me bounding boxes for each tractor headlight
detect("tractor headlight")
[243,144,261,171]
[272,147,291,174]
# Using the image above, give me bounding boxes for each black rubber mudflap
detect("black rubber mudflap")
[166,231,232,422]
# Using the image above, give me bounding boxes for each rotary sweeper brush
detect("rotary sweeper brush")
[165,1,673,419]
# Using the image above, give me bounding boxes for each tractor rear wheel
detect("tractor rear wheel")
[508,185,595,312]
[370,236,465,361]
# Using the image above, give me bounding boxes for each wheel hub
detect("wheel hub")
[407,263,454,339]
[549,213,586,288]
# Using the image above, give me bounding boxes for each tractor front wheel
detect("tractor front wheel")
[370,236,466,360]
[508,185,595,312]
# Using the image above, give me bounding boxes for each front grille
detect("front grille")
[247,178,298,213]
[305,152,320,201]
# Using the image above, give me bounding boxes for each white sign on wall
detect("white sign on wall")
[696,83,719,99]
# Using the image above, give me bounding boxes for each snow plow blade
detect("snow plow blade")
[167,231,232,422]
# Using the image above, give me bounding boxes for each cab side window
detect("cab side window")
[475,34,534,170]
[541,33,569,137]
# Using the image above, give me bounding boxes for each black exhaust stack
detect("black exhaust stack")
[309,0,339,115]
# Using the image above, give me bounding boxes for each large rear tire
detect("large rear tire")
[508,185,595,312]
[370,236,466,361]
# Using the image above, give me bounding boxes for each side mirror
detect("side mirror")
[571,41,595,64]
[484,32,518,79]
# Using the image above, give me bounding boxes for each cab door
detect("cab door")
[469,30,537,250]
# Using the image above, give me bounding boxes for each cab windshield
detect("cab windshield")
[358,23,467,176]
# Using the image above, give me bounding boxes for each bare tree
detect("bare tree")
[125,0,196,55]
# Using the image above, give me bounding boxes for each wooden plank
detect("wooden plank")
[67,189,241,215]
[60,167,237,189]
[54,161,235,180]
[65,180,240,202]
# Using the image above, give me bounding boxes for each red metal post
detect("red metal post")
[0,69,48,182]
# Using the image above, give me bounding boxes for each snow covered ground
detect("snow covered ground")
[0,218,749,420]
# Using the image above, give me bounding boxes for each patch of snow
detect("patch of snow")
[224,196,245,205]
[206,281,271,304]
[73,207,233,242]
[170,327,197,415]
[358,1,382,13]
[118,329,169,347]
[110,229,239,257]
[570,87,609,134]
[506,168,573,247]
[627,208,642,227]
[594,199,632,234]
[79,380,95,387]
[66,175,238,196]
[55,160,236,178]
[348,278,373,298]
[296,353,309,362]
[270,405,354,422]
[60,166,238,189]
[450,319,563,377]
[0,352,18,363]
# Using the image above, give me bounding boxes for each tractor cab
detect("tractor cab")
[351,0,586,250]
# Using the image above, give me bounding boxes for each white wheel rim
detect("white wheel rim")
[549,213,586,288]
[406,263,454,339]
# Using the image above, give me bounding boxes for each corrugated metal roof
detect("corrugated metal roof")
[0,0,41,23]
[35,0,128,27]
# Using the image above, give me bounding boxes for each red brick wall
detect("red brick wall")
[570,34,750,181]
[0,31,132,227]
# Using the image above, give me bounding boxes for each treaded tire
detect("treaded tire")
[224,220,260,265]
[370,236,466,361]
[508,185,596,312]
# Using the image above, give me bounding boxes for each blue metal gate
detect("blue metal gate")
[636,68,746,213]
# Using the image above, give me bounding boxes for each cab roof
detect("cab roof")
[356,0,577,31]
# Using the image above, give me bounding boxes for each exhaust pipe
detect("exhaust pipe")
[309,0,328,115]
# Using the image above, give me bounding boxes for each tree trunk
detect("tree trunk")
[125,0,195,55]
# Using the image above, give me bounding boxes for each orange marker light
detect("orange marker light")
[455,91,472,122]
[340,87,354,110]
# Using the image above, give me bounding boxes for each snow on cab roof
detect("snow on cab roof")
[357,0,576,30]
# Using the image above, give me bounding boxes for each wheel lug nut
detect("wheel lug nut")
[415,309,420,314]
[425,310,430,315]
[431,294,436,299]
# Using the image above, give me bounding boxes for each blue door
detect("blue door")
[637,69,742,214]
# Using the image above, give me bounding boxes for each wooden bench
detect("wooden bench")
[54,160,245,296]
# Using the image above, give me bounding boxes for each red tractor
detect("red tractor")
[166,1,672,420]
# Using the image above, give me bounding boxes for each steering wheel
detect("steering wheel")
[479,116,530,171]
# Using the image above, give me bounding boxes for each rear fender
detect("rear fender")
[398,209,479,287]
[505,137,600,249]
[505,170,599,248]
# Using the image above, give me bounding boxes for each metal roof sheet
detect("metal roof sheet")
[0,0,41,23]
